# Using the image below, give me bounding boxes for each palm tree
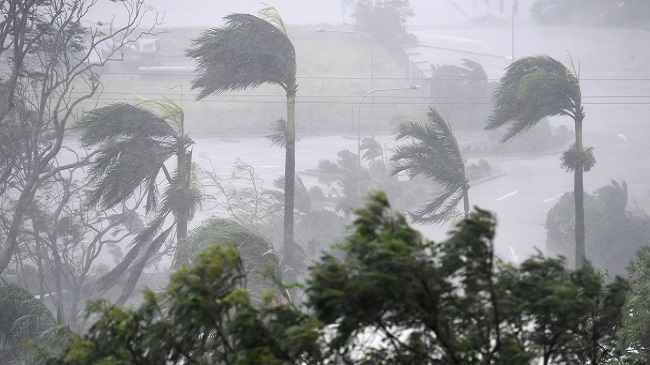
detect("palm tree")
[0,282,61,363]
[186,6,298,269]
[80,99,202,304]
[486,55,595,268]
[173,218,285,305]
[391,107,469,224]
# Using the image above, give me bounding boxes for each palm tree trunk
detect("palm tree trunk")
[462,182,470,220]
[283,89,296,270]
[574,113,585,269]
[176,140,189,242]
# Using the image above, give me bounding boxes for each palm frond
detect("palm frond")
[79,103,176,146]
[460,58,488,81]
[410,188,464,224]
[266,118,290,147]
[360,137,383,161]
[115,224,175,305]
[273,174,311,214]
[94,212,171,293]
[135,97,185,134]
[258,3,287,35]
[161,168,203,223]
[392,107,468,224]
[0,282,57,348]
[86,137,177,211]
[487,55,581,141]
[392,108,465,187]
[187,13,296,99]
[173,218,283,304]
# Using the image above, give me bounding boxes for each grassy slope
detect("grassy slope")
[99,25,427,136]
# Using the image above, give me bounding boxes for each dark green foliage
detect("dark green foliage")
[48,244,320,365]
[623,247,650,362]
[392,107,469,223]
[49,193,633,365]
[546,180,650,276]
[307,192,630,365]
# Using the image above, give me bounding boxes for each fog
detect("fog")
[58,0,650,273]
[128,0,650,264]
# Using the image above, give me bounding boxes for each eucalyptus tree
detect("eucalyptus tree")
[0,0,158,276]
[392,107,470,224]
[79,99,202,304]
[486,55,594,268]
[186,6,299,269]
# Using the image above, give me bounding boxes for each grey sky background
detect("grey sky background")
[92,1,530,29]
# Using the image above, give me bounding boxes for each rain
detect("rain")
[2,0,650,362]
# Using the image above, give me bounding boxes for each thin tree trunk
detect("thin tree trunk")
[462,181,470,220]
[176,140,189,242]
[574,113,586,269]
[283,90,296,271]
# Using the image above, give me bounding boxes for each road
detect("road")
[401,2,650,263]
[191,9,650,263]
[81,0,650,264]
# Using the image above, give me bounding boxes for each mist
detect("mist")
[3,1,650,357]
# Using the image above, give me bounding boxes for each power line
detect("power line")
[97,71,650,83]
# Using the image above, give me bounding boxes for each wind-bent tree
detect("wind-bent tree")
[486,55,594,268]
[0,0,158,276]
[80,100,201,304]
[392,107,470,224]
[186,6,298,269]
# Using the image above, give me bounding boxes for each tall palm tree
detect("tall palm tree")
[486,55,595,268]
[392,107,470,224]
[186,6,298,268]
[80,99,202,304]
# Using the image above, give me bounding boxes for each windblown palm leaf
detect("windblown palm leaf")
[360,137,384,162]
[187,13,296,99]
[392,107,469,224]
[173,218,283,304]
[487,55,581,141]
[0,282,59,363]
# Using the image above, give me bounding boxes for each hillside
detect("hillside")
[98,25,428,136]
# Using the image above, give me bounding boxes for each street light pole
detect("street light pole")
[316,29,375,134]
[512,0,518,61]
[355,86,419,201]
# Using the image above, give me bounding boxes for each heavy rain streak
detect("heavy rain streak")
[2,0,650,363]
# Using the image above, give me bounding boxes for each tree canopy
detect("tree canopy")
[48,193,635,365]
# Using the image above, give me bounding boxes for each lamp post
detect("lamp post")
[512,0,518,61]
[316,29,375,134]
[355,86,419,204]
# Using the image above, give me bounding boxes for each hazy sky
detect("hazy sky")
[129,0,526,28]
